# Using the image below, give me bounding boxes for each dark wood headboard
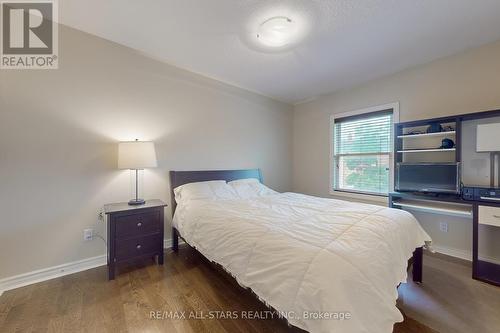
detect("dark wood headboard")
[169,169,262,215]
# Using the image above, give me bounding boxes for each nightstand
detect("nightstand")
[104,199,167,280]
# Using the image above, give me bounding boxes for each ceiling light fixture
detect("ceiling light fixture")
[257,16,297,47]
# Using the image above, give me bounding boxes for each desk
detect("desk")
[390,192,500,286]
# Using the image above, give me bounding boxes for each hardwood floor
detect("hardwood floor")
[0,246,437,333]
[398,252,500,333]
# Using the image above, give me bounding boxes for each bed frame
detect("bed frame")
[169,169,262,253]
[168,168,423,283]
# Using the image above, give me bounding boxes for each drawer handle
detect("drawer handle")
[493,215,500,219]
[136,244,142,250]
[137,222,142,227]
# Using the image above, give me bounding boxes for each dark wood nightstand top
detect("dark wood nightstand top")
[104,199,167,214]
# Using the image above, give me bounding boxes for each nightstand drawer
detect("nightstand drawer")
[115,211,160,239]
[115,234,162,261]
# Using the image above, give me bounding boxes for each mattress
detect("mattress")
[173,192,431,333]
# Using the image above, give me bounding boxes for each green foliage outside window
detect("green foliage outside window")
[334,113,392,194]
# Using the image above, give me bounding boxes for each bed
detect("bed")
[169,169,431,333]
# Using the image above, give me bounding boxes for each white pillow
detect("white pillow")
[229,178,260,184]
[228,179,277,199]
[174,180,237,203]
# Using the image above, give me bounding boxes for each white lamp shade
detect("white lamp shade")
[477,123,500,152]
[118,141,157,169]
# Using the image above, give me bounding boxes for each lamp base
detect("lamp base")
[128,198,146,206]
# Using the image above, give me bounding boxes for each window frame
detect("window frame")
[329,102,400,203]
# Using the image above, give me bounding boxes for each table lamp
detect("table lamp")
[118,139,157,205]
[477,123,500,187]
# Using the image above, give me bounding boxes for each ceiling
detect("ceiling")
[60,0,500,104]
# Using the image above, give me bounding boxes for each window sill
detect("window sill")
[329,190,389,206]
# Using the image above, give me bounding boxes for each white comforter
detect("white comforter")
[173,192,431,333]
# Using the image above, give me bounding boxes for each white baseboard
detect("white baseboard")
[432,245,472,261]
[0,255,106,296]
[0,239,180,296]
[164,238,185,249]
[432,245,500,265]
[164,239,173,249]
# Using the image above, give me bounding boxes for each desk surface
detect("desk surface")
[390,192,500,208]
[390,192,467,203]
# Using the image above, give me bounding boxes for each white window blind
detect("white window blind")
[333,110,393,195]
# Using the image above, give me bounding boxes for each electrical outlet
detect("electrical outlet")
[84,228,93,241]
[439,222,448,233]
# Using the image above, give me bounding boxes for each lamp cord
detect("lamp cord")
[94,232,107,247]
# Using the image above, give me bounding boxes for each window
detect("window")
[332,108,395,196]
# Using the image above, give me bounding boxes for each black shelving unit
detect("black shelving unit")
[390,109,500,287]
[394,115,461,173]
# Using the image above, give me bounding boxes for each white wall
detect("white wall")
[293,39,500,259]
[0,25,293,279]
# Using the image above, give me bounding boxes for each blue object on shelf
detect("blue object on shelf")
[440,138,455,149]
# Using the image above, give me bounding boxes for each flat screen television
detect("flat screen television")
[395,162,461,194]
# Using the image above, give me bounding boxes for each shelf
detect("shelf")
[397,131,456,139]
[397,148,456,153]
[393,200,473,218]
